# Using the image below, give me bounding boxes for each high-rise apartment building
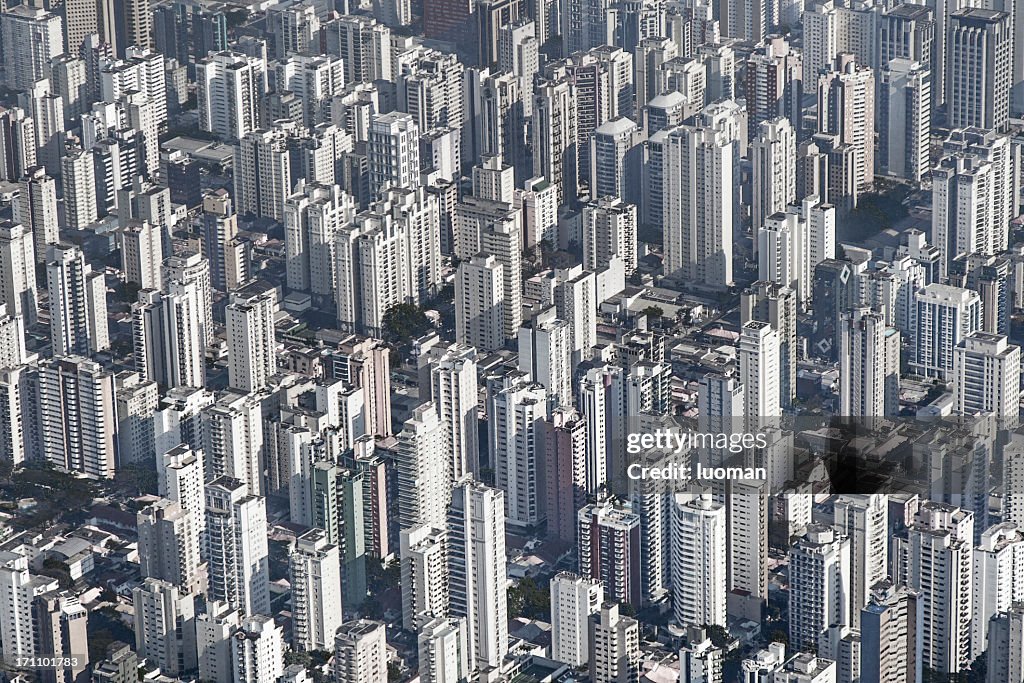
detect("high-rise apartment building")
[204,476,270,616]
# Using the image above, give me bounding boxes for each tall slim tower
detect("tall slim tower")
[947,8,1012,131]
[204,476,270,616]
[288,528,343,652]
[670,492,727,629]
[833,494,888,630]
[839,308,901,418]
[14,167,58,264]
[447,481,508,671]
[550,572,603,668]
[751,117,796,258]
[879,59,930,183]
[788,525,851,653]
[226,281,277,393]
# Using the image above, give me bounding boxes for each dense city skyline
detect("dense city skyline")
[0,0,1022,681]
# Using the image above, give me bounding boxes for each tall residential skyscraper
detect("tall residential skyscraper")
[550,572,603,668]
[132,578,197,677]
[334,620,387,683]
[368,112,420,198]
[590,117,641,205]
[911,284,982,379]
[226,281,278,393]
[137,498,203,595]
[904,502,974,674]
[746,37,803,134]
[394,402,451,532]
[952,331,1021,419]
[0,222,37,326]
[880,4,935,109]
[879,59,930,183]
[947,8,1012,131]
[196,51,266,140]
[37,356,118,478]
[447,481,508,671]
[288,528,343,652]
[582,197,637,275]
[517,307,572,409]
[421,343,480,480]
[488,372,548,528]
[817,54,875,194]
[971,522,1024,661]
[662,101,742,289]
[839,308,900,418]
[788,525,851,653]
[14,168,58,265]
[234,126,294,221]
[751,117,797,256]
[399,524,449,631]
[577,497,642,605]
[120,220,163,291]
[1,6,63,91]
[455,254,505,353]
[932,129,1014,275]
[860,582,922,683]
[588,602,640,683]
[740,321,781,429]
[232,615,284,683]
[543,407,587,543]
[204,476,270,616]
[417,616,470,683]
[62,149,99,230]
[833,495,888,630]
[284,181,356,301]
[670,492,727,629]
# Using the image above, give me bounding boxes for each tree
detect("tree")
[382,303,431,344]
[641,305,664,319]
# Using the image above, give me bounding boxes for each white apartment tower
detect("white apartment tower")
[368,111,420,197]
[196,51,266,140]
[133,578,197,677]
[417,616,471,683]
[234,127,294,221]
[0,221,38,325]
[288,528,343,652]
[740,321,781,429]
[517,307,572,410]
[751,117,797,255]
[489,372,548,527]
[447,481,509,671]
[833,494,888,630]
[133,284,207,390]
[455,254,505,353]
[912,284,982,379]
[284,181,356,298]
[971,522,1024,661]
[1,6,63,91]
[232,615,284,683]
[399,524,449,631]
[904,502,975,674]
[671,492,728,629]
[15,167,58,264]
[426,344,480,480]
[839,308,900,418]
[788,525,851,653]
[550,572,604,668]
[137,498,203,595]
[204,476,271,616]
[952,332,1021,419]
[226,281,278,393]
[394,402,451,531]
[582,197,637,275]
[663,101,741,289]
[817,54,875,194]
[37,356,117,478]
[589,603,640,683]
[334,620,388,683]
